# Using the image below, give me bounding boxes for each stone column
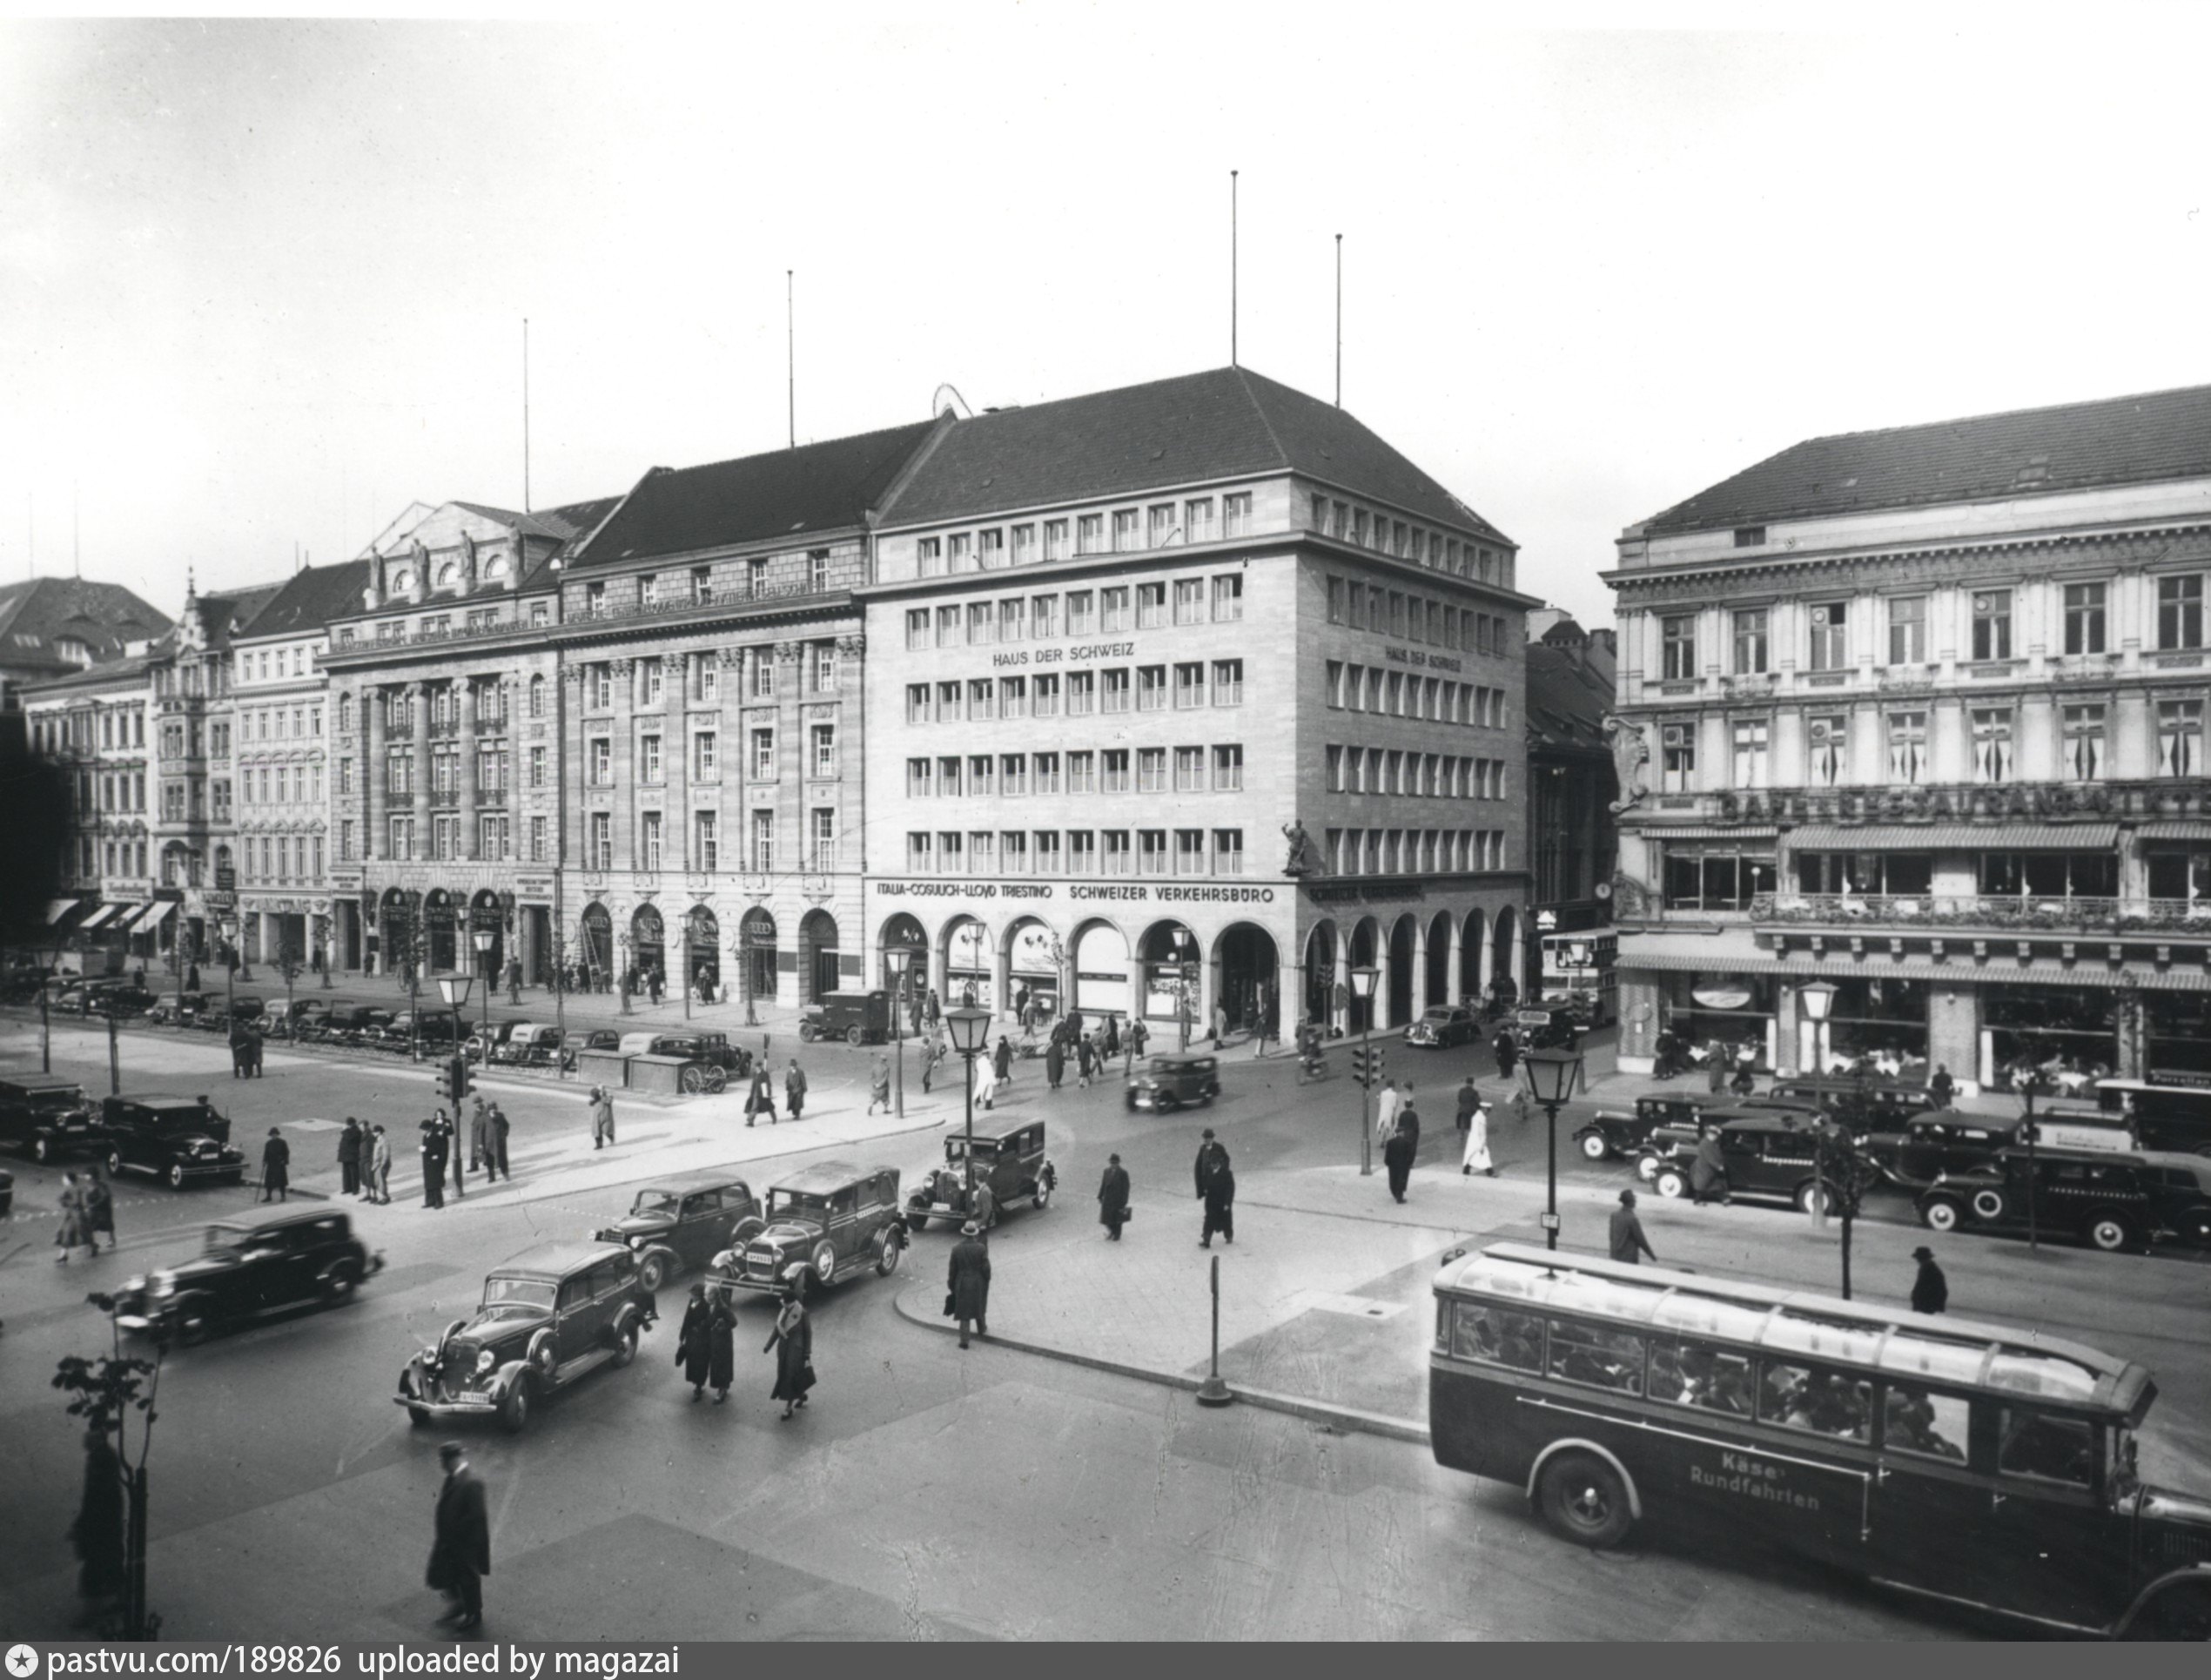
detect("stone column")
[366,686,387,861]
[1409,917,1428,1014]
[1927,984,1980,1095]
[408,682,431,859]
[458,677,479,860]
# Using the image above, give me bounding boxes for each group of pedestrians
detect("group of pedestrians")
[52,1167,115,1262]
[740,1059,810,1126]
[673,1281,815,1415]
[337,1118,395,1202]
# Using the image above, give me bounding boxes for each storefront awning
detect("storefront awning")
[1640,826,1778,841]
[75,906,120,931]
[138,902,178,934]
[1622,932,2211,991]
[44,898,77,924]
[2135,821,2211,843]
[1786,823,2120,851]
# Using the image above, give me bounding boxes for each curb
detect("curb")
[890,1283,1429,1447]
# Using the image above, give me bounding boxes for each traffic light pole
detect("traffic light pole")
[1356,1023,1376,1177]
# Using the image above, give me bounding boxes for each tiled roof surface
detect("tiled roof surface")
[16,648,156,696]
[572,421,944,568]
[882,365,1511,542]
[1644,384,2211,536]
[234,561,373,640]
[0,578,171,669]
[1524,639,1614,754]
[194,584,285,647]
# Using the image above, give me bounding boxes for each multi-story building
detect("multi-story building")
[19,648,159,967]
[0,577,170,700]
[550,421,942,1005]
[1523,616,1618,1015]
[323,498,616,984]
[228,561,369,972]
[863,365,1533,1038]
[1605,383,2211,1092]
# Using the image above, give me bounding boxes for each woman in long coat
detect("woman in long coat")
[765,1289,813,1419]
[1075,1033,1094,1088]
[707,1300,736,1403]
[84,1166,116,1253]
[54,1173,92,1262]
[745,1065,776,1126]
[1461,1099,1495,1177]
[1045,1038,1065,1091]
[1097,1154,1131,1240]
[992,1035,1014,1082]
[675,1285,713,1401]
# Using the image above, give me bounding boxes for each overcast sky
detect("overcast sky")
[4,6,2208,632]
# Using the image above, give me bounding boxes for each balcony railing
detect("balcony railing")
[1751,892,2211,934]
[1713,778,2211,825]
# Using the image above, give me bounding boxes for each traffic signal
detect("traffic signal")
[434,1059,456,1105]
[451,1055,474,1104]
[1353,1047,1385,1088]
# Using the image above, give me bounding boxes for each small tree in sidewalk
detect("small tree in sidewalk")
[54,1307,170,1639]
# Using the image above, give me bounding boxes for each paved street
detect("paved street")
[2,1009,2200,1639]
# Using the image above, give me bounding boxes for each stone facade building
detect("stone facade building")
[20,648,158,965]
[1605,383,2211,1092]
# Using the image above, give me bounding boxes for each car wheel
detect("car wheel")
[1636,1154,1661,1183]
[166,1162,187,1191]
[1968,1187,2006,1222]
[320,1265,359,1306]
[611,1324,639,1368]
[875,1229,901,1276]
[1536,1451,1635,1549]
[2084,1214,2134,1253]
[498,1381,531,1434]
[1035,1179,1052,1210]
[812,1240,837,1287]
[637,1252,668,1292]
[1155,1094,1179,1113]
[108,1149,124,1177]
[2123,1580,2211,1642]
[1921,1197,1962,1233]
[798,1023,817,1044]
[1795,1180,1833,1217]
[31,1135,53,1164]
[1654,1168,1688,1200]
[846,1025,864,1047]
[1578,1133,1609,1161]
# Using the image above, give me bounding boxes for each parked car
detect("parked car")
[142,990,208,1027]
[491,1023,566,1067]
[797,990,893,1046]
[395,1241,656,1433]
[904,1120,1056,1231]
[0,1073,106,1163]
[1126,1050,1221,1113]
[561,1028,622,1072]
[378,1011,460,1050]
[466,1019,528,1064]
[85,983,158,1019]
[306,1003,394,1045]
[1574,1093,1717,1162]
[592,1172,762,1291]
[109,1208,383,1341]
[265,998,331,1036]
[1764,1075,1945,1130]
[1647,1113,1880,1213]
[642,1031,752,1079]
[1407,1005,1480,1049]
[1630,1099,1826,1179]
[1514,1002,1583,1051]
[1865,1113,2024,1190]
[49,978,97,1016]
[100,1093,247,1189]
[0,1164,11,1218]
[707,1162,905,1297]
[1918,1147,2211,1253]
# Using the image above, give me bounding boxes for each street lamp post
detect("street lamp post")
[1171,928,1195,1051]
[682,920,693,1023]
[2018,1067,2047,1253]
[1797,982,1838,1231]
[472,928,495,1055]
[1522,1045,1585,1253]
[438,971,474,1195]
[945,1005,991,1203]
[1350,964,1379,1176]
[886,944,912,1119]
[741,928,758,1027]
[617,932,632,1015]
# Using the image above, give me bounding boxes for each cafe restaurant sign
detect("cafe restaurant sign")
[872,880,1276,906]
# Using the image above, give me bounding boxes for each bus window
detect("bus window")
[1545,1318,1644,1395]
[1998,1408,2097,1488]
[1648,1338,1753,1415]
[1986,1350,2100,1404]
[1880,1384,1967,1461]
[1761,1362,1872,1441]
[1451,1300,1543,1371]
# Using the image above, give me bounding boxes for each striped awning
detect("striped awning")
[75,906,120,931]
[132,902,178,934]
[2135,821,2211,843]
[1639,826,1779,842]
[1786,823,2120,850]
[1620,932,2211,991]
[44,899,77,924]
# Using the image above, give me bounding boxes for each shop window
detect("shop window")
[1977,851,2118,900]
[1791,852,1932,898]
[2144,992,2211,1079]
[1809,978,1930,1072]
[2064,583,2107,655]
[1661,848,1774,911]
[1984,984,2118,1078]
[2145,851,2211,903]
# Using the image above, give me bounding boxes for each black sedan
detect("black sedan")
[110,1208,383,1341]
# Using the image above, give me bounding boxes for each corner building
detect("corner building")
[862,366,1534,1038]
[1606,384,2211,1092]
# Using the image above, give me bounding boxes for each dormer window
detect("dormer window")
[485,556,508,581]
[1733,526,1767,548]
[392,569,416,593]
[437,562,460,588]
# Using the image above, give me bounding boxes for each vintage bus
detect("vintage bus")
[2086,1079,2211,1158]
[1431,1242,2211,1638]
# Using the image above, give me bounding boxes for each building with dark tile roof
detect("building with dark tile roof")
[1606,384,2211,1090]
[0,576,171,694]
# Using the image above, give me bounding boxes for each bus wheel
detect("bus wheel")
[1536,1452,1634,1549]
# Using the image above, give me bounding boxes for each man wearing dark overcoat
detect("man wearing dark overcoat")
[1097,1153,1131,1240]
[948,1222,991,1347]
[427,1441,490,1630]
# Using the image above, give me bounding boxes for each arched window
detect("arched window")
[339,692,353,733]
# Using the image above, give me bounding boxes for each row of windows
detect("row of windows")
[33,709,147,756]
[236,834,327,884]
[101,841,150,880]
[580,552,836,616]
[342,600,546,648]
[1669,578,2211,680]
[581,726,837,788]
[914,498,1254,575]
[904,576,1244,650]
[235,703,324,741]
[902,662,1245,722]
[1311,495,1509,585]
[1328,829,1507,874]
[1325,575,1509,654]
[239,763,326,806]
[904,828,1247,877]
[237,645,316,682]
[360,813,556,866]
[904,745,1244,797]
[1326,747,1507,800]
[80,771,149,814]
[1325,662,1508,728]
[577,808,836,874]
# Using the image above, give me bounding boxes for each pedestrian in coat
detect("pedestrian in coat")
[1455,1078,1480,1144]
[1213,1004,1229,1049]
[230,1023,252,1080]
[1045,1038,1065,1090]
[924,989,941,1031]
[1201,1161,1236,1248]
[784,1058,808,1121]
[746,1064,776,1125]
[1374,1079,1403,1144]
[82,1166,115,1253]
[920,1036,944,1096]
[589,1085,616,1149]
[467,1099,488,1171]
[249,1025,265,1078]
[1706,1038,1728,1093]
[992,1035,1014,1082]
[1910,1247,1949,1314]
[971,1176,997,1232]
[675,1285,713,1401]
[1074,1034,1094,1088]
[1383,1125,1415,1203]
[427,1441,489,1630]
[975,1056,998,1112]
[260,1127,291,1202]
[1193,1128,1229,1199]
[1493,1029,1519,1081]
[866,1055,892,1116]
[1129,1018,1147,1070]
[766,1288,813,1418]
[53,1173,93,1262]
[369,1124,393,1202]
[1397,1093,1421,1158]
[487,1105,510,1183]
[420,1116,448,1209]
[1610,1189,1657,1264]
[71,1428,126,1614]
[1105,1013,1122,1059]
[1462,1099,1495,1176]
[186,963,201,992]
[1097,1153,1131,1240]
[948,1222,991,1347]
[1928,1065,1956,1111]
[1690,1129,1730,1206]
[1730,1062,1757,1099]
[707,1299,736,1402]
[338,1119,363,1197]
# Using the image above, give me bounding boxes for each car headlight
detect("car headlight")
[124,1273,148,1294]
[474,1349,497,1375]
[151,1271,177,1297]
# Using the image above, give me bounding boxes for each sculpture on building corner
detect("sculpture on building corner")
[1603,714,1650,815]
[1280,820,1326,878]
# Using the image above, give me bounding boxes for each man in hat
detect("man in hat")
[487,1102,510,1183]
[589,1085,615,1150]
[427,1441,489,1630]
[948,1220,991,1348]
[1610,1188,1657,1265]
[1910,1246,1948,1314]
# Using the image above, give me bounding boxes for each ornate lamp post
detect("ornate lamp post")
[1350,963,1379,1176]
[437,970,474,1193]
[1172,927,1196,1051]
[1798,982,1838,1229]
[1522,1045,1586,1253]
[217,914,239,1025]
[945,1005,991,1201]
[886,944,912,1119]
[617,931,633,1016]
[471,928,496,1052]
[2017,1065,2049,1253]
[741,925,759,1028]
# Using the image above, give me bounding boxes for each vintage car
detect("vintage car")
[304,1003,393,1045]
[143,990,209,1027]
[0,1163,11,1219]
[101,1093,247,1189]
[1864,1113,2024,1190]
[84,983,158,1019]
[561,1027,623,1072]
[0,1072,106,1163]
[192,993,265,1031]
[1764,1075,1946,1130]
[376,1011,461,1051]
[110,1208,383,1341]
[642,1031,753,1079]
[707,1161,905,1296]
[1574,1094,1715,1162]
[1126,1050,1221,1113]
[1630,1099,1826,1179]
[592,1172,762,1291]
[1407,1005,1480,1050]
[395,1241,656,1433]
[1646,1113,1882,1213]
[797,990,893,1046]
[490,1023,566,1067]
[1918,1148,2211,1253]
[904,1121,1057,1231]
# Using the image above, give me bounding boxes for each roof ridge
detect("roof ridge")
[1802,380,2211,447]
[1230,366,1294,472]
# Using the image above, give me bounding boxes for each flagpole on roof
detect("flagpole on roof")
[1334,233,1342,407]
[1230,171,1240,368]
[787,271,796,450]
[522,318,532,514]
